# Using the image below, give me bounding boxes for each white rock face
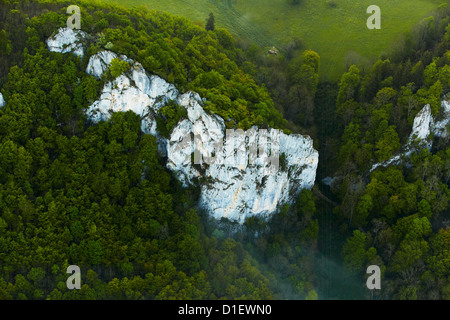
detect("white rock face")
[86,50,118,78]
[86,51,133,78]
[86,54,179,143]
[434,99,450,138]
[47,27,87,57]
[166,92,225,186]
[0,93,4,108]
[167,93,319,222]
[47,33,319,223]
[409,104,434,148]
[200,132,318,222]
[86,51,318,222]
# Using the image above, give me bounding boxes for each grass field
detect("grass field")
[104,0,444,81]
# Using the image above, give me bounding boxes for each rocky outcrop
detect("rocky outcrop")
[85,51,319,223]
[167,93,318,222]
[409,104,434,148]
[434,98,450,138]
[323,99,449,187]
[86,50,133,78]
[47,27,87,57]
[198,132,318,222]
[371,100,449,172]
[85,52,179,152]
[47,29,319,223]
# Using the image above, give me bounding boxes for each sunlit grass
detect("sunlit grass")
[104,0,443,81]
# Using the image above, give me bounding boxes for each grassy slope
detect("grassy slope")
[104,0,443,80]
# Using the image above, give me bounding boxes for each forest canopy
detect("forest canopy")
[0,0,448,300]
[0,0,317,300]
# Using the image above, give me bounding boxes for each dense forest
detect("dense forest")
[223,2,450,300]
[323,3,450,299]
[0,0,448,300]
[0,0,319,300]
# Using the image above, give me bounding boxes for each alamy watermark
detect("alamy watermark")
[66,265,81,290]
[367,5,381,30]
[66,3,381,32]
[174,123,281,174]
[67,5,81,30]
[64,1,382,171]
[366,265,381,290]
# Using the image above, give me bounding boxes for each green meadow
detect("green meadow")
[105,0,444,80]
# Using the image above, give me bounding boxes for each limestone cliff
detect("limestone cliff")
[47,28,319,223]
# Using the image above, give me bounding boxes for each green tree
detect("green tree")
[85,240,104,265]
[355,194,373,227]
[206,13,215,31]
[305,289,318,300]
[109,58,130,78]
[337,65,361,106]
[375,125,401,162]
[342,230,368,273]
